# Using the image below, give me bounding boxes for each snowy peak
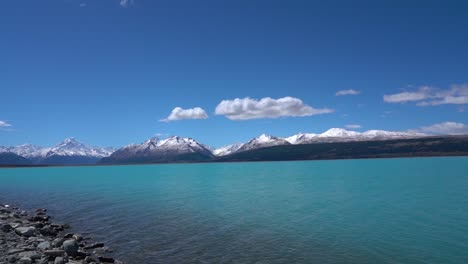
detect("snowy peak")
[45,138,113,158]
[284,128,428,145]
[362,130,426,139]
[285,133,318,144]
[157,136,211,153]
[213,143,244,156]
[0,138,114,164]
[319,128,361,138]
[238,134,290,152]
[54,137,87,150]
[115,136,213,156]
[0,144,47,159]
[103,135,214,163]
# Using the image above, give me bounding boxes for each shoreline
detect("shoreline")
[1,153,467,169]
[0,203,124,264]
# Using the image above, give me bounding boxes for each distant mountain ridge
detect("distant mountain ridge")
[0,138,114,165]
[2,128,466,166]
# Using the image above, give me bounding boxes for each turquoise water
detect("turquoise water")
[1,157,468,263]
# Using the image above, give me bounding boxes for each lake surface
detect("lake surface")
[1,157,468,263]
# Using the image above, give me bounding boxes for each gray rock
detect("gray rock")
[52,238,66,247]
[7,248,25,255]
[10,223,21,229]
[53,257,65,264]
[72,234,83,242]
[43,250,65,257]
[14,227,36,237]
[83,242,104,250]
[1,223,12,232]
[35,258,49,264]
[98,256,115,263]
[84,256,99,263]
[62,239,79,256]
[36,241,51,250]
[17,257,32,264]
[17,251,41,260]
[6,256,17,263]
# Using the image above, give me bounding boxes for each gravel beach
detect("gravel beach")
[0,203,124,264]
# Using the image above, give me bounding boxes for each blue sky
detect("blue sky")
[1,0,467,148]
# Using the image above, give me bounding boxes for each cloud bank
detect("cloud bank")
[161,107,208,122]
[419,122,468,135]
[215,97,334,120]
[335,89,361,96]
[384,84,468,105]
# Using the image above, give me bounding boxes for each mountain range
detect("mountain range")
[0,138,114,165]
[1,128,466,166]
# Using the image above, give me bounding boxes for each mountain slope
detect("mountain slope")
[0,152,33,165]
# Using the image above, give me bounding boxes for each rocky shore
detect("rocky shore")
[0,203,124,264]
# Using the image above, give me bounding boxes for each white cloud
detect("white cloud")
[384,84,468,105]
[120,0,134,7]
[420,122,468,135]
[345,124,361,129]
[335,89,361,96]
[215,96,334,120]
[0,121,11,128]
[160,107,208,122]
[79,3,87,7]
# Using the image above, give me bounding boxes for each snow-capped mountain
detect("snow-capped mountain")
[319,128,361,138]
[213,143,244,156]
[237,134,290,153]
[42,138,114,158]
[361,130,425,139]
[285,133,318,144]
[0,144,46,159]
[285,128,427,145]
[0,138,115,165]
[101,136,214,164]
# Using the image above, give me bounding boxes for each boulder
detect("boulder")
[62,239,79,256]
